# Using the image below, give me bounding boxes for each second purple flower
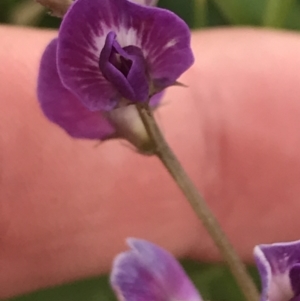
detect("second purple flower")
[111,238,300,301]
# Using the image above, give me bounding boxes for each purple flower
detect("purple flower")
[111,238,300,301]
[111,238,202,301]
[255,241,300,301]
[37,0,194,145]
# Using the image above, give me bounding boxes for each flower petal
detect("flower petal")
[290,264,300,296]
[124,2,194,90]
[111,238,202,301]
[149,90,164,108]
[57,0,122,111]
[38,39,116,139]
[254,241,300,301]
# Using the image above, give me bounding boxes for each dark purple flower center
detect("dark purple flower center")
[109,50,132,77]
[99,31,149,103]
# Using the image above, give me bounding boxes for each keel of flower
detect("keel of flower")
[254,240,300,301]
[99,31,149,103]
[111,238,202,301]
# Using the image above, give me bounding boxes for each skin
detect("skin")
[1,25,300,298]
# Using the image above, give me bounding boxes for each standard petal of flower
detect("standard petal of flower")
[57,0,122,111]
[38,39,116,139]
[254,241,300,301]
[125,2,194,90]
[111,238,202,301]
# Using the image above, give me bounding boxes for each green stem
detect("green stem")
[137,103,259,301]
[193,0,207,28]
[263,0,295,27]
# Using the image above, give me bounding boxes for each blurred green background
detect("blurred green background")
[1,0,300,29]
[9,261,261,301]
[0,0,295,300]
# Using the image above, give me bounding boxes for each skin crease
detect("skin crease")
[1,25,300,298]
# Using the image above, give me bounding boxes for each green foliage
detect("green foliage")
[10,261,261,301]
[1,0,300,29]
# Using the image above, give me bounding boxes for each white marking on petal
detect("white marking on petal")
[254,246,294,301]
[87,23,140,63]
[164,38,178,50]
[270,274,294,301]
[128,0,158,6]
[116,26,139,47]
[92,34,108,57]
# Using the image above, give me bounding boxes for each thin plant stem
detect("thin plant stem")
[137,103,259,301]
[263,0,295,28]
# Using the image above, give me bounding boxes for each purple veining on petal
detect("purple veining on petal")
[111,238,202,301]
[99,31,149,102]
[38,38,116,139]
[124,2,194,90]
[254,241,300,301]
[57,0,123,111]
